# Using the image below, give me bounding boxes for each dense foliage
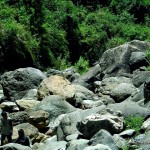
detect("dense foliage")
[0,0,149,72]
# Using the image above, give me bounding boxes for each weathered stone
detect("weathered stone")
[113,134,129,149]
[1,67,46,101]
[35,136,67,150]
[129,51,149,72]
[141,117,150,131]
[66,139,89,150]
[144,78,150,104]
[57,105,106,141]
[37,75,75,103]
[73,64,101,90]
[32,95,76,124]
[22,89,38,100]
[119,129,136,138]
[83,144,112,150]
[97,77,132,95]
[0,101,19,112]
[100,40,150,78]
[0,143,32,150]
[132,71,150,87]
[89,129,118,150]
[27,110,49,129]
[77,113,123,139]
[110,83,137,102]
[9,111,29,126]
[108,100,150,118]
[16,99,40,110]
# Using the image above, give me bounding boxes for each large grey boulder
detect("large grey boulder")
[141,117,150,132]
[113,134,129,149]
[89,129,118,150]
[144,78,150,104]
[73,84,99,107]
[76,112,123,139]
[9,111,29,126]
[73,64,101,90]
[83,144,112,150]
[132,71,150,87]
[1,67,46,101]
[66,139,89,150]
[27,110,49,129]
[36,136,67,150]
[0,101,19,112]
[100,40,150,78]
[108,100,150,118]
[110,83,137,102]
[129,51,149,72]
[0,143,32,150]
[16,99,40,110]
[63,68,80,82]
[139,130,150,150]
[46,69,63,77]
[97,76,132,95]
[32,95,76,125]
[57,105,106,141]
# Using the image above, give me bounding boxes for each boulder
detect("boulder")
[76,112,123,139]
[89,129,118,150]
[100,40,150,78]
[0,143,32,150]
[66,139,89,150]
[9,111,29,126]
[144,78,150,104]
[129,51,149,72]
[139,130,150,150]
[37,75,75,103]
[98,95,115,105]
[22,89,38,100]
[57,105,106,141]
[108,100,150,118]
[27,110,49,129]
[0,101,19,112]
[73,64,101,90]
[32,95,76,125]
[141,117,150,132]
[73,84,98,107]
[66,134,79,141]
[63,68,80,82]
[113,134,129,149]
[1,67,46,101]
[46,69,63,77]
[81,100,103,109]
[97,76,132,95]
[132,71,150,87]
[16,99,40,110]
[0,89,3,99]
[119,129,136,138]
[110,83,137,102]
[35,136,67,150]
[83,144,112,150]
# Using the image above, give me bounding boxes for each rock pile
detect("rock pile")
[0,40,150,150]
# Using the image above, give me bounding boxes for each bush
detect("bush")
[124,115,144,132]
[74,56,89,74]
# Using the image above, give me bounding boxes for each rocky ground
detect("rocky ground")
[0,40,150,150]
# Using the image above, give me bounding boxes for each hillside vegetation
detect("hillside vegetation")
[0,0,149,72]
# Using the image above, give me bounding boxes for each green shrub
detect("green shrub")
[106,37,127,49]
[124,115,144,132]
[74,56,89,74]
